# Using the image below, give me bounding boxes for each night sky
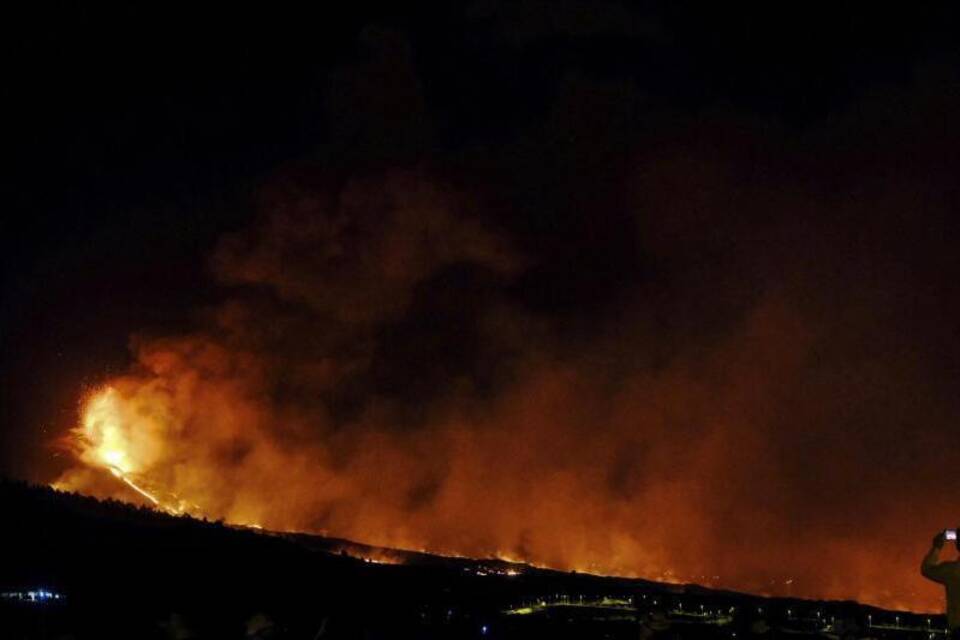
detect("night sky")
[4,3,960,607]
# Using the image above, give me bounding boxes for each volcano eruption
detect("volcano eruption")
[5,3,960,619]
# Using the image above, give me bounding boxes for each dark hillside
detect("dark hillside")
[0,480,948,639]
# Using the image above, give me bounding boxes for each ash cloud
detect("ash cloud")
[56,19,960,611]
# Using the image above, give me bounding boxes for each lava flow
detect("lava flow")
[54,387,193,517]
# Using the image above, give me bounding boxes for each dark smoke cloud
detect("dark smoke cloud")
[55,17,960,611]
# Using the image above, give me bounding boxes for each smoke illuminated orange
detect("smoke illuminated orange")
[53,359,952,615]
[48,169,959,616]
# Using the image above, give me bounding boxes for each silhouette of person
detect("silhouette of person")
[921,530,960,637]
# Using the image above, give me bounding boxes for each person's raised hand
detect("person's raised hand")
[933,531,946,549]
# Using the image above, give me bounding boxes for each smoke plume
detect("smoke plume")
[55,28,960,612]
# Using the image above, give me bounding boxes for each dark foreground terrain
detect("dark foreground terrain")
[0,480,948,639]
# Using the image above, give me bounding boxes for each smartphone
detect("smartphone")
[947,529,958,541]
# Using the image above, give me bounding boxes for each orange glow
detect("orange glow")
[52,320,955,615]
[58,386,190,516]
[338,547,406,565]
[79,388,135,474]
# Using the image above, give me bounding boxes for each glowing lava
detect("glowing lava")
[58,387,182,515]
[79,388,134,473]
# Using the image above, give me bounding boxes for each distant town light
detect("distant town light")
[2,589,65,604]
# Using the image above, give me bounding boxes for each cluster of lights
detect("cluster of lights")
[2,589,64,603]
[466,565,522,578]
[504,593,633,615]
[504,593,950,638]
